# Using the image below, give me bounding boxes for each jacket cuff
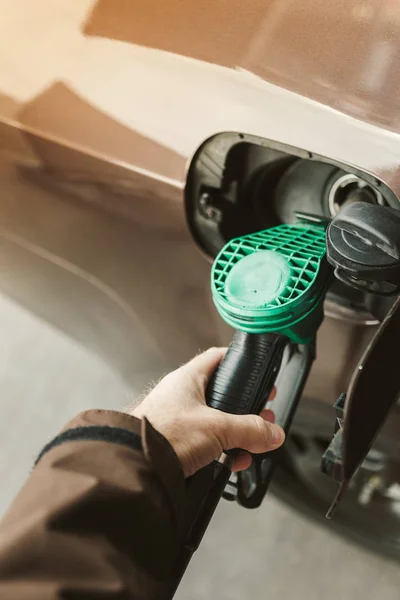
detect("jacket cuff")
[37,409,185,524]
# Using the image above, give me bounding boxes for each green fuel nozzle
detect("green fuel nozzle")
[211,221,330,343]
[169,218,333,596]
[169,218,333,595]
[205,220,331,418]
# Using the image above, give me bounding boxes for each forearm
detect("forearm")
[0,410,185,600]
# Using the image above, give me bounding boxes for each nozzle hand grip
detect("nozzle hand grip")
[205,331,287,416]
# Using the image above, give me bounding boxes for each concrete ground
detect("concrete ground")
[1,294,400,599]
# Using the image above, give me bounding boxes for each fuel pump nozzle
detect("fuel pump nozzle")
[166,218,331,597]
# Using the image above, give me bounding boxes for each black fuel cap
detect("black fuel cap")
[326,202,400,295]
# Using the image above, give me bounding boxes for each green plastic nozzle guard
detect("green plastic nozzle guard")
[173,222,332,580]
[211,223,330,343]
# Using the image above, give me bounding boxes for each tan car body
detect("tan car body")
[1,0,399,402]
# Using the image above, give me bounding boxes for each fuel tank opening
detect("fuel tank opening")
[185,132,399,324]
[185,132,398,259]
[327,173,384,217]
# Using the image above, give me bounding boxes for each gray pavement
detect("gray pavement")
[1,294,400,599]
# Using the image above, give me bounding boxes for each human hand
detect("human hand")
[131,347,285,476]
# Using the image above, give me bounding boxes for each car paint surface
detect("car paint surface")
[0,0,399,403]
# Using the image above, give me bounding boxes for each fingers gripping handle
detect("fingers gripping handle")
[205,331,287,416]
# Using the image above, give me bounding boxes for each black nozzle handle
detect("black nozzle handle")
[205,330,287,416]
[166,331,288,598]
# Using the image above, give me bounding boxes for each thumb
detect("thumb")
[216,413,285,454]
[184,347,227,381]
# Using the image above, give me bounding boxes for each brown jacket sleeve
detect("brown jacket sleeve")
[0,410,185,599]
